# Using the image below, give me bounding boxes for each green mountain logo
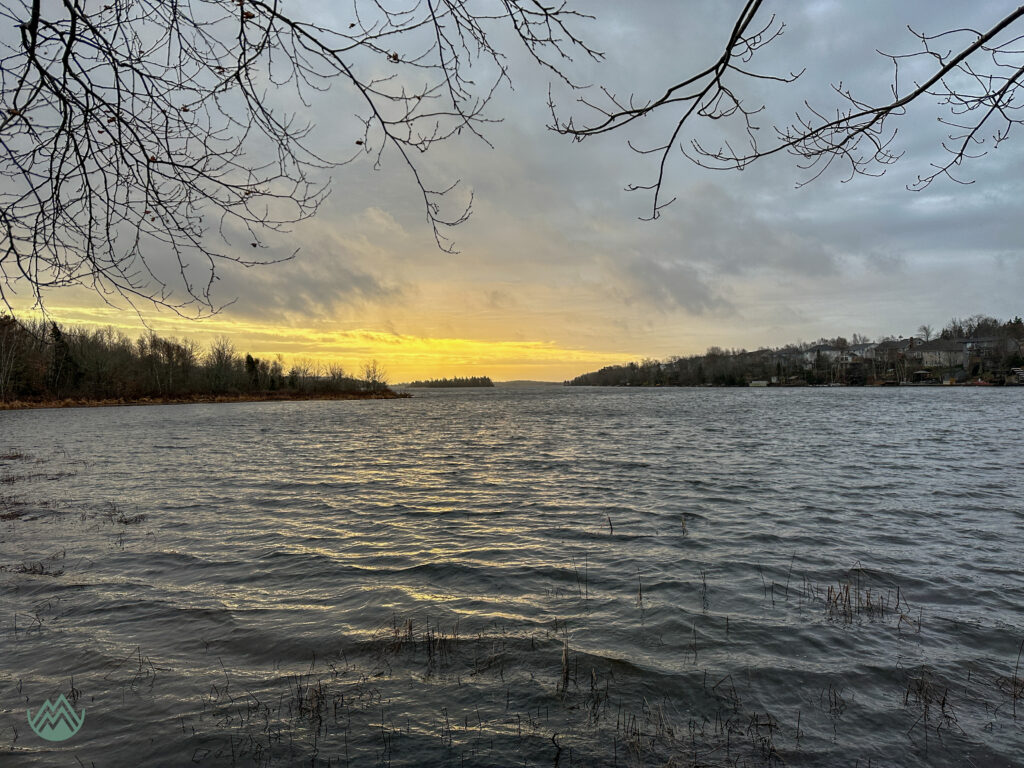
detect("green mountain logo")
[26,694,85,742]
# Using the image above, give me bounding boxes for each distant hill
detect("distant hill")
[566,313,1024,387]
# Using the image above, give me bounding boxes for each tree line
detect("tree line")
[404,376,494,388]
[568,315,1024,387]
[0,314,392,403]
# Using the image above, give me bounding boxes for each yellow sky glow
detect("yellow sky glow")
[18,304,631,382]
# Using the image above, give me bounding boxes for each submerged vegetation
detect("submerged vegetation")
[0,313,401,407]
[155,587,1024,766]
[3,441,1022,766]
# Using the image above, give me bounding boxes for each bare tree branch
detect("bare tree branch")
[0,0,599,313]
[550,3,1024,217]
[4,0,1023,303]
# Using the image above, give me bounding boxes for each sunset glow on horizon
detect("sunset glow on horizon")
[10,303,635,382]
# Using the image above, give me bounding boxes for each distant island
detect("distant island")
[567,314,1024,387]
[405,376,494,388]
[0,313,405,409]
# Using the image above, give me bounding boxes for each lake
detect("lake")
[1,386,1022,766]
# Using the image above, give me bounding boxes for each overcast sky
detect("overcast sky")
[17,0,1024,381]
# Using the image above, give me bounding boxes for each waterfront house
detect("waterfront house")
[963,336,1020,373]
[871,338,919,382]
[847,342,877,360]
[801,344,843,366]
[873,338,917,363]
[906,338,964,368]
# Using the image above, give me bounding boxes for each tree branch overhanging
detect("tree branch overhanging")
[4,1,1024,311]
[549,3,1024,218]
[0,0,600,314]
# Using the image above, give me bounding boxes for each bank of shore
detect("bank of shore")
[0,390,410,411]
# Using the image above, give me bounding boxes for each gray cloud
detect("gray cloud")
[609,257,731,315]
[214,243,403,322]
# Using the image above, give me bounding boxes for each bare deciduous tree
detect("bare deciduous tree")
[361,358,386,392]
[0,314,19,399]
[206,334,237,391]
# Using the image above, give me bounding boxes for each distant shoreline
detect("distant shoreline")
[565,382,1021,389]
[0,391,410,411]
[403,376,495,388]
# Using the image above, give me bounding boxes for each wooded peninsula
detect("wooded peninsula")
[0,314,402,408]
[403,376,494,388]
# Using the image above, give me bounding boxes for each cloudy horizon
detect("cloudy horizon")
[5,0,1022,382]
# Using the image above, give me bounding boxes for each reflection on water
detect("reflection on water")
[1,386,1023,766]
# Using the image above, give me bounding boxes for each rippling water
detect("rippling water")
[1,386,1023,766]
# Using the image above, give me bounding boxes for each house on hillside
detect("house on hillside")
[801,344,843,366]
[906,338,964,369]
[847,342,877,360]
[873,338,917,363]
[963,336,1021,373]
[871,338,920,382]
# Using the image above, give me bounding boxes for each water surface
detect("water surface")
[1,386,1022,766]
